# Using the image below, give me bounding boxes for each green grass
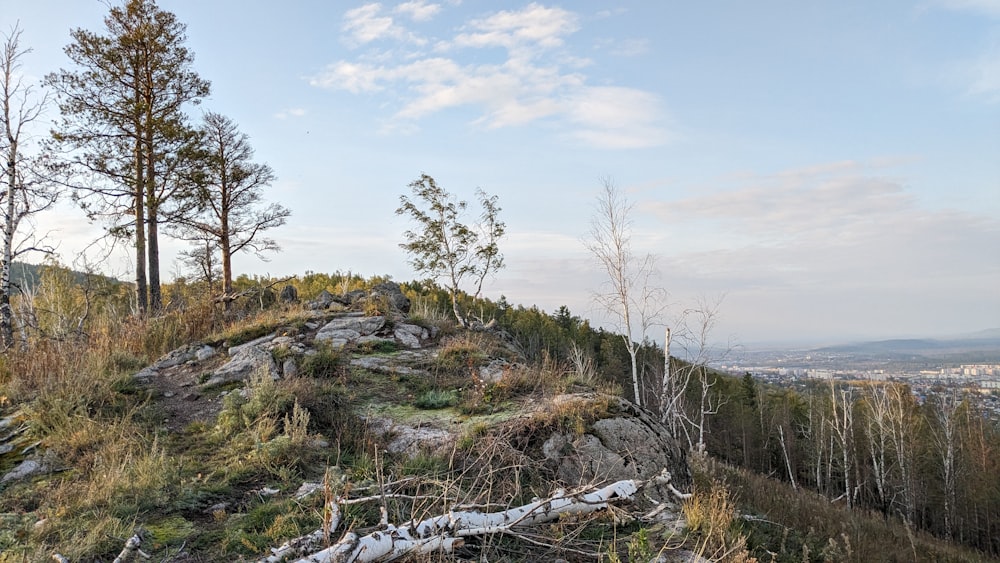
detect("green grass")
[414,388,459,409]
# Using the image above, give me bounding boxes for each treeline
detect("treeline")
[703,374,1000,556]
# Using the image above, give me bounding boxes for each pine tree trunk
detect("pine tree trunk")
[133,124,148,315]
[145,123,161,312]
[221,227,232,312]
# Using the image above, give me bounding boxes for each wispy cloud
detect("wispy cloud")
[311,2,668,149]
[342,3,427,46]
[644,162,1000,290]
[965,45,1000,101]
[928,0,1000,101]
[446,4,579,52]
[595,37,650,57]
[274,108,307,119]
[394,0,441,22]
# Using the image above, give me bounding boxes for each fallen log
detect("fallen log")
[283,479,641,562]
[261,468,688,563]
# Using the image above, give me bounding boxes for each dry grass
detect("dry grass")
[682,483,757,562]
[695,456,990,563]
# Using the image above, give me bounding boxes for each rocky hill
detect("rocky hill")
[0,282,698,562]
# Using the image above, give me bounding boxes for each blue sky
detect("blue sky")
[3,0,999,344]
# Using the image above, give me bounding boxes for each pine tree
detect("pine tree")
[47,0,209,313]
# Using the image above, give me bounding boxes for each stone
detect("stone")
[195,345,216,362]
[228,333,278,357]
[371,281,411,314]
[316,315,385,344]
[350,356,426,377]
[393,323,426,349]
[283,358,298,378]
[203,346,278,387]
[541,395,689,492]
[368,417,455,458]
[478,358,511,383]
[2,459,44,483]
[295,482,323,499]
[307,290,335,310]
[279,284,298,303]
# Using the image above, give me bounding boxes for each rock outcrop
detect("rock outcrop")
[541,396,690,492]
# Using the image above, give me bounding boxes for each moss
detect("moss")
[145,515,197,549]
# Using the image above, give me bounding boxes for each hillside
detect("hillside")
[815,335,1000,360]
[0,277,995,562]
[6,261,124,294]
[0,282,705,562]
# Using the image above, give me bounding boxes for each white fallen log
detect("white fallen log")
[262,502,342,562]
[294,479,641,563]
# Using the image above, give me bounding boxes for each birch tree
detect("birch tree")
[585,178,665,408]
[0,25,57,348]
[396,174,505,328]
[930,392,962,539]
[827,381,855,508]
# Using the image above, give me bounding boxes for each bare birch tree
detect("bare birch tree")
[585,177,665,408]
[667,299,728,453]
[930,391,962,539]
[827,381,855,508]
[0,24,57,348]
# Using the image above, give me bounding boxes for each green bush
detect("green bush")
[300,347,342,378]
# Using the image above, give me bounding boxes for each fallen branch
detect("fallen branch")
[292,479,641,563]
[263,468,692,563]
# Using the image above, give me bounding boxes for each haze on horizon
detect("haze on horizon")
[4,0,998,345]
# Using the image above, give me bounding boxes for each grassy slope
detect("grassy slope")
[0,288,995,562]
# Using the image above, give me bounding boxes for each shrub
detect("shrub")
[300,346,342,378]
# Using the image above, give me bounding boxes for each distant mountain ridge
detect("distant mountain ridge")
[814,332,1000,360]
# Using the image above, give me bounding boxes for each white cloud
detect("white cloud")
[310,61,386,93]
[395,0,441,22]
[643,163,1000,291]
[449,3,578,52]
[342,3,426,46]
[595,37,650,57]
[565,86,669,148]
[274,108,307,119]
[313,3,668,148]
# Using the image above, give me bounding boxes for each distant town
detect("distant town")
[717,336,1000,417]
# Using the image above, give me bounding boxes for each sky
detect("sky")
[2,0,998,346]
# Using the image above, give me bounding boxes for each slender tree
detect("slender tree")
[585,177,665,408]
[172,111,287,306]
[0,25,57,347]
[396,174,505,328]
[46,0,209,313]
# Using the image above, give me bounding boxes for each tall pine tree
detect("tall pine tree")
[47,0,209,313]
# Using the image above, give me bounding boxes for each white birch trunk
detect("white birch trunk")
[269,479,647,563]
